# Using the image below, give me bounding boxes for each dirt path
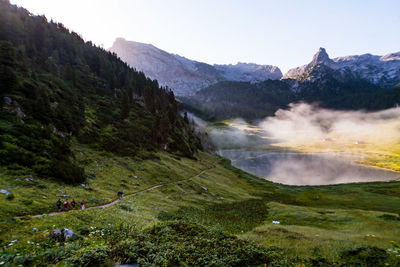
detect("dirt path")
[28,165,214,218]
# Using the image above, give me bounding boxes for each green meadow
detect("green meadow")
[1,144,400,265]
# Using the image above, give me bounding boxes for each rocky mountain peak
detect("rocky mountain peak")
[309,47,337,69]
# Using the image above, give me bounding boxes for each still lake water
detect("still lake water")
[218,150,400,185]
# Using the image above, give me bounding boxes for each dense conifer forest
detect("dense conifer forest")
[0,0,201,184]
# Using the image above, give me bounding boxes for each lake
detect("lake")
[218,150,400,185]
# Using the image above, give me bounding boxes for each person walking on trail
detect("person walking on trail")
[80,200,85,210]
[63,199,70,211]
[118,190,124,200]
[71,199,76,209]
[56,199,62,211]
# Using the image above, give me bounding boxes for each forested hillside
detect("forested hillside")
[0,0,201,184]
[183,73,400,120]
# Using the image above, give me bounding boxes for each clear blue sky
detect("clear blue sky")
[10,0,400,73]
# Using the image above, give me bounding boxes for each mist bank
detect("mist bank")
[189,103,400,185]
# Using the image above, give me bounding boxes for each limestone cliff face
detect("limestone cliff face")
[283,48,400,88]
[109,38,282,96]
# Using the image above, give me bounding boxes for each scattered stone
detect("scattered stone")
[57,195,70,198]
[79,152,84,156]
[3,96,12,105]
[272,221,280,224]
[15,178,22,181]
[210,193,215,197]
[14,107,26,118]
[25,177,34,182]
[134,175,138,178]
[50,230,62,241]
[0,189,11,195]
[177,183,182,186]
[63,228,74,239]
[42,196,47,199]
[33,227,39,232]
[59,189,65,194]
[132,183,140,186]
[80,184,86,188]
[201,186,208,191]
[217,197,224,200]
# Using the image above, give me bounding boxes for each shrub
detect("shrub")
[111,221,281,266]
[340,246,389,266]
[50,160,85,184]
[67,246,109,267]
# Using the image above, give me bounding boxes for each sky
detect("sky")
[9,0,400,73]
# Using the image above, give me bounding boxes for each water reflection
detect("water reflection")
[219,150,400,185]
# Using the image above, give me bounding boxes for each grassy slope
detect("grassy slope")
[1,146,400,261]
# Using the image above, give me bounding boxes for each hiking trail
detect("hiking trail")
[24,164,215,219]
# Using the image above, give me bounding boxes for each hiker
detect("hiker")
[80,200,85,210]
[117,190,124,199]
[71,199,76,209]
[56,199,62,211]
[63,199,70,211]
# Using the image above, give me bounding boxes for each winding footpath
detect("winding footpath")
[27,165,214,219]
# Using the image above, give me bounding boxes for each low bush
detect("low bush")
[339,246,388,266]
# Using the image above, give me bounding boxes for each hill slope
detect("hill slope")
[0,0,201,184]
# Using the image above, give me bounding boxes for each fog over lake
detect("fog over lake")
[189,103,400,185]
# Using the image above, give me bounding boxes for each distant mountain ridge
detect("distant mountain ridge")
[109,38,282,96]
[183,47,400,120]
[284,47,400,88]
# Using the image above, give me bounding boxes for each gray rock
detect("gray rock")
[3,96,12,105]
[25,177,34,182]
[63,228,74,239]
[33,227,39,232]
[0,189,11,195]
[42,196,47,199]
[51,230,62,241]
[14,107,26,118]
[59,189,65,194]
[201,186,208,191]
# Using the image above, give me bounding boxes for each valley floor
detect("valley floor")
[1,145,400,265]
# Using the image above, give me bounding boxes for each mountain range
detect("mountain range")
[109,38,282,96]
[110,38,400,97]
[284,47,400,88]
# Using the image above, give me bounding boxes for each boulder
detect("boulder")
[51,230,62,241]
[0,189,11,195]
[3,96,12,105]
[63,228,74,239]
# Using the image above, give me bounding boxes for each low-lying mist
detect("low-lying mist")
[190,103,400,185]
[259,103,400,145]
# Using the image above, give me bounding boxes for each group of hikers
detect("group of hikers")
[56,199,85,212]
[56,190,124,212]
